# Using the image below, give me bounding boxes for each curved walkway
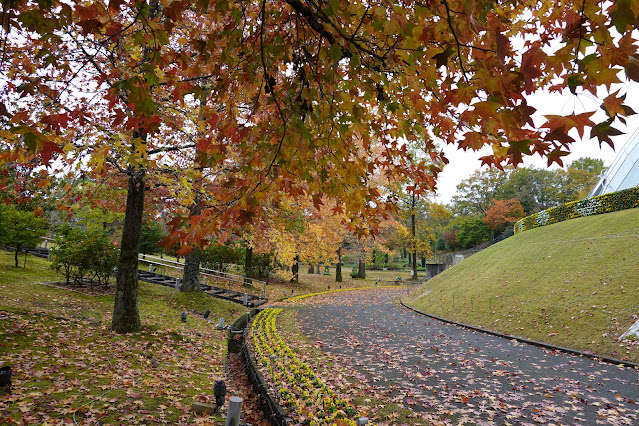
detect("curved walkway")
[296,288,639,425]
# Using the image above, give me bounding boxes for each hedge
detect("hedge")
[514,186,639,234]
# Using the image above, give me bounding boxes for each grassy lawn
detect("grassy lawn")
[405,208,639,363]
[0,251,245,424]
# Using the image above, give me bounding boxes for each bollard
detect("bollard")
[243,293,248,306]
[356,418,369,425]
[225,396,242,426]
[203,276,208,286]
[175,278,181,290]
[149,264,154,272]
[217,317,225,329]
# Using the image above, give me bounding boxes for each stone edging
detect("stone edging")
[400,300,639,369]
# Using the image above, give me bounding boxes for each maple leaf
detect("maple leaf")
[432,48,454,68]
[625,54,639,82]
[590,120,623,148]
[496,32,509,65]
[601,91,631,118]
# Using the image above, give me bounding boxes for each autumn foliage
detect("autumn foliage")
[482,198,525,234]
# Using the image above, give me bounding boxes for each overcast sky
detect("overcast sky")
[433,82,639,205]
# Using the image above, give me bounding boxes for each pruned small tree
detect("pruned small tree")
[0,205,48,268]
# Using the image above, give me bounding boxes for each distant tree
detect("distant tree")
[451,169,509,216]
[201,242,242,271]
[0,205,49,267]
[456,216,491,250]
[440,228,461,252]
[497,168,559,214]
[569,157,606,175]
[483,199,525,236]
[139,221,166,256]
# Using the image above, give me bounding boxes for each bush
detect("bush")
[251,252,275,279]
[201,242,242,271]
[50,226,119,287]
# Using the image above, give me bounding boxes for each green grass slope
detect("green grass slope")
[405,207,639,363]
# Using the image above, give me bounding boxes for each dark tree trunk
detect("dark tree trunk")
[316,263,321,274]
[335,247,342,282]
[14,243,21,268]
[357,259,365,279]
[403,247,407,259]
[411,193,418,281]
[308,264,314,274]
[181,202,201,292]
[244,245,253,286]
[181,247,201,292]
[291,255,299,283]
[421,255,426,268]
[111,168,145,334]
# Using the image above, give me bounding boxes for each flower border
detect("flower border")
[250,308,362,425]
[514,187,639,234]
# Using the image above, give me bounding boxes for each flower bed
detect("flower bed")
[250,308,363,425]
[514,186,639,234]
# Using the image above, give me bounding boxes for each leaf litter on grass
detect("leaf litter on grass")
[0,252,252,425]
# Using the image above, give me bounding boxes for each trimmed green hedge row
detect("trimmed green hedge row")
[514,186,639,234]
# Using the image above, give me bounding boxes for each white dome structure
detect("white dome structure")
[589,127,639,197]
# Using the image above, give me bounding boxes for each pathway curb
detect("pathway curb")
[400,300,639,369]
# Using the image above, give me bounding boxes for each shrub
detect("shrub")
[201,242,242,271]
[50,226,119,287]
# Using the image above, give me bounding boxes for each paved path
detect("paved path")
[296,289,639,425]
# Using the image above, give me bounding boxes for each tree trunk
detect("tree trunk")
[308,264,314,274]
[244,245,253,286]
[421,255,426,268]
[357,259,365,279]
[181,202,201,292]
[14,243,21,267]
[335,247,342,282]
[411,193,418,281]
[111,168,145,334]
[291,255,299,283]
[316,263,321,274]
[181,247,201,292]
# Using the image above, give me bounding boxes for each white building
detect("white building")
[589,127,639,197]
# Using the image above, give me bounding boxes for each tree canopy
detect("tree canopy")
[2,0,637,332]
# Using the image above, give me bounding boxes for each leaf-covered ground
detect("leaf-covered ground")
[287,288,639,425]
[0,252,252,425]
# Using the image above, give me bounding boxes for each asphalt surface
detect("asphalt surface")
[296,288,639,425]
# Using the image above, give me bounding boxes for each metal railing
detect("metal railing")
[138,254,267,291]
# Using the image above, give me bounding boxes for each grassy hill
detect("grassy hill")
[404,207,639,363]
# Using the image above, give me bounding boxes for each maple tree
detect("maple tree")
[482,198,525,235]
[3,0,638,332]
